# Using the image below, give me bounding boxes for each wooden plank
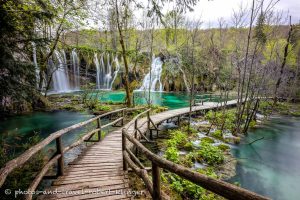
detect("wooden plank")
[63,169,124,176]
[53,175,126,185]
[45,180,129,191]
[39,183,129,199]
[57,172,126,180]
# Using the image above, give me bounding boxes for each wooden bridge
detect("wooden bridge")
[0,100,269,200]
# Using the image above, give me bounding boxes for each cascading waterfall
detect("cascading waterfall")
[94,53,120,90]
[32,42,39,83]
[110,55,120,90]
[139,56,163,91]
[104,53,112,89]
[71,49,80,89]
[52,50,71,92]
[94,53,101,88]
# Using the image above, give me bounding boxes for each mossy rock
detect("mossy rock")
[233,137,241,144]
[183,142,194,151]
[217,144,230,151]
[61,104,85,112]
[201,137,214,144]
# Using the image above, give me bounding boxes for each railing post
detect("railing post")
[177,115,180,127]
[147,111,153,140]
[121,109,125,126]
[134,119,138,156]
[97,118,102,141]
[152,161,161,200]
[56,136,64,176]
[147,111,150,130]
[122,129,128,171]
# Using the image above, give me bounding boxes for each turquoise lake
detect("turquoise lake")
[0,91,299,199]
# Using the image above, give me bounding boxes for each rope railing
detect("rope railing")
[121,109,270,200]
[0,107,146,200]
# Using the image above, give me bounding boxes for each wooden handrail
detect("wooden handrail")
[121,109,270,200]
[0,107,128,188]
[124,108,151,131]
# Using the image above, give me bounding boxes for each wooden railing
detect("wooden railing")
[122,109,270,200]
[0,107,145,200]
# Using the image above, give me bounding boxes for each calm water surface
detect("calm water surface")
[0,111,93,156]
[230,116,300,200]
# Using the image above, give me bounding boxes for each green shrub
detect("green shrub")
[249,120,256,128]
[198,142,224,165]
[95,104,111,111]
[181,125,198,134]
[166,170,220,200]
[201,137,214,144]
[211,130,223,140]
[205,110,236,132]
[167,130,188,148]
[0,134,46,200]
[181,152,194,167]
[165,146,179,163]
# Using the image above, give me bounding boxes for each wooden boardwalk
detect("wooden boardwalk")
[39,130,131,200]
[125,100,239,134]
[39,100,239,200]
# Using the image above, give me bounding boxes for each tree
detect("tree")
[114,0,132,107]
[0,0,53,114]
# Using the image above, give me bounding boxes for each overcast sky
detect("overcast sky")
[179,0,300,27]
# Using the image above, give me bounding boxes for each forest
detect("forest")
[1,0,300,199]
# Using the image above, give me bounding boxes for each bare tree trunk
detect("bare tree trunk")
[115,0,132,107]
[235,0,255,133]
[273,16,293,105]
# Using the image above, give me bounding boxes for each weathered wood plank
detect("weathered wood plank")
[39,183,129,199]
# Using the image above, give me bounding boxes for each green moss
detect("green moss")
[217,144,230,151]
[291,111,300,116]
[183,142,194,151]
[201,137,214,144]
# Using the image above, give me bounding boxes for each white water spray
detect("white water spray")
[52,50,71,92]
[71,49,80,89]
[94,53,120,90]
[139,57,163,91]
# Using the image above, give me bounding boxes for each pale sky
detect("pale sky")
[181,0,300,27]
[88,0,300,29]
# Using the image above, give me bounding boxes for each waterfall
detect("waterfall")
[104,53,112,89]
[94,53,101,89]
[71,49,80,89]
[32,42,39,86]
[139,57,163,91]
[52,50,71,92]
[94,53,120,90]
[110,55,120,90]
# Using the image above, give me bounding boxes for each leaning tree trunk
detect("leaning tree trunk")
[273,17,293,105]
[115,0,132,107]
